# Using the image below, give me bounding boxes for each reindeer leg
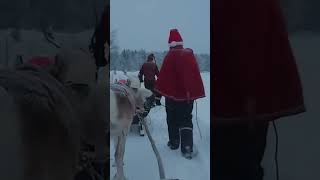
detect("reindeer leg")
[113,135,120,166]
[119,132,127,179]
[111,136,118,167]
[113,135,120,180]
[113,132,127,180]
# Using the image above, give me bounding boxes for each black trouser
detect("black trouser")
[165,98,194,152]
[144,79,162,103]
[212,121,269,180]
[144,79,155,91]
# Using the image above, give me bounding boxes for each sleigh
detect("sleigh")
[130,110,152,136]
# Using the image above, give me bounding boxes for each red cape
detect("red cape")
[155,46,205,101]
[212,0,305,121]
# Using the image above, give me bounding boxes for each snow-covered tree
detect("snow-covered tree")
[110,48,210,72]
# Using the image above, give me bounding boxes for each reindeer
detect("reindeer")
[110,75,152,180]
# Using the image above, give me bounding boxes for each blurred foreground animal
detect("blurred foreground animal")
[0,48,108,180]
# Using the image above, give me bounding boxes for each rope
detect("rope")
[137,114,166,179]
[273,121,280,180]
[195,100,202,139]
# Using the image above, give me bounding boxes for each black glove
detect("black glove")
[138,75,143,82]
[139,95,154,118]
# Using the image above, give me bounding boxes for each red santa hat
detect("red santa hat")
[168,29,183,47]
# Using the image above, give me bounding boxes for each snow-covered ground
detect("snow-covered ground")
[110,71,210,180]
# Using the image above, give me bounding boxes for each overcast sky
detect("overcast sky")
[111,0,210,54]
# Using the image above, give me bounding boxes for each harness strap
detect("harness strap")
[111,83,128,94]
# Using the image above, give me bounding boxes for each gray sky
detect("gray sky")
[111,0,210,54]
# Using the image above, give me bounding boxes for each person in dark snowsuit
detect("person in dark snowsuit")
[84,3,109,179]
[154,29,205,159]
[138,53,162,105]
[212,0,306,179]
[89,4,109,80]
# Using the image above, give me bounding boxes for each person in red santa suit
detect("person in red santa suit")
[212,0,306,179]
[154,29,205,159]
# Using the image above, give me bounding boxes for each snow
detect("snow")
[110,71,210,180]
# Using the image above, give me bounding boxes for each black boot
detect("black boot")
[139,123,145,136]
[180,128,193,159]
[165,98,180,150]
[149,94,156,107]
[167,140,179,150]
[182,146,193,160]
[155,95,161,105]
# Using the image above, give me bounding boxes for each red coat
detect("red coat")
[138,60,159,81]
[155,46,205,101]
[212,0,306,122]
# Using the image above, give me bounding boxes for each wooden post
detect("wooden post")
[141,117,166,179]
